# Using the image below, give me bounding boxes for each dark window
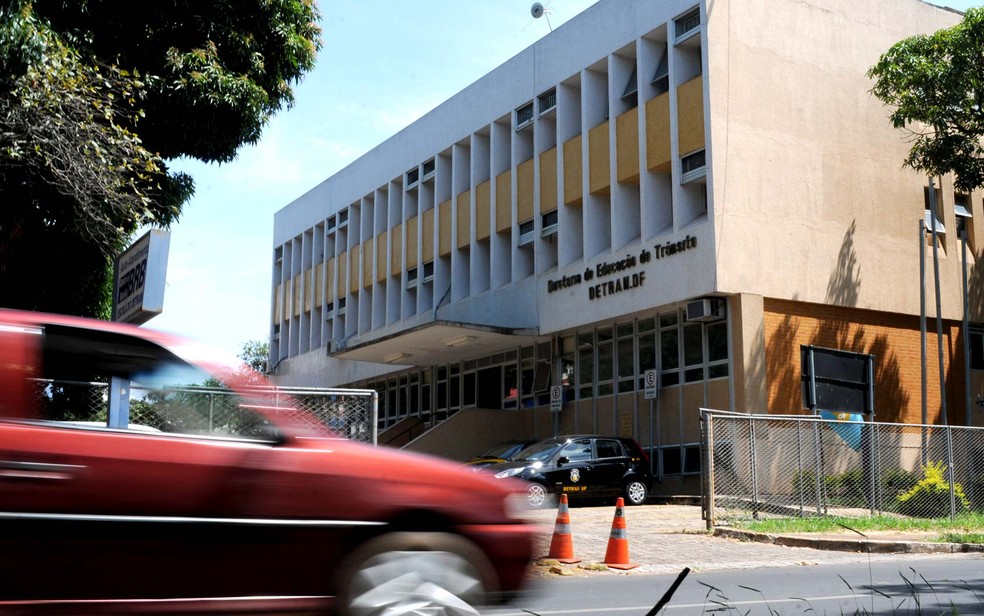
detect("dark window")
[972,329,984,371]
[662,447,682,475]
[596,439,623,459]
[560,438,593,462]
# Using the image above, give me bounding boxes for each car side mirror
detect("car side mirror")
[557,456,569,467]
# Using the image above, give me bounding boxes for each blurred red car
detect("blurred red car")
[0,309,533,614]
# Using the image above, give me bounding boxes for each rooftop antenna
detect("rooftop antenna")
[531,2,553,31]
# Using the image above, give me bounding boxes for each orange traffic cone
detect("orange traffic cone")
[602,497,638,570]
[544,494,581,564]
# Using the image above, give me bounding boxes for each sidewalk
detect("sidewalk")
[522,502,983,577]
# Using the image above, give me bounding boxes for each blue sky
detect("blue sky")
[146,0,982,358]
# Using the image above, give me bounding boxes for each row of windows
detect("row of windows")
[359,309,728,429]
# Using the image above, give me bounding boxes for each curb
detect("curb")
[713,528,984,554]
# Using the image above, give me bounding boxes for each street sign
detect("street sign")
[550,385,563,412]
[644,369,658,400]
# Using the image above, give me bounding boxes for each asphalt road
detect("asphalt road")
[488,556,984,615]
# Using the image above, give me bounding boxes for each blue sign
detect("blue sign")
[819,410,864,451]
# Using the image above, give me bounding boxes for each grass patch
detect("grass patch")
[935,531,984,544]
[732,511,984,538]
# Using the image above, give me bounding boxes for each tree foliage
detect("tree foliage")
[239,339,270,374]
[0,0,321,315]
[868,8,984,192]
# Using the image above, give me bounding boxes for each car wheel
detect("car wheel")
[526,482,549,508]
[624,479,647,505]
[335,532,497,616]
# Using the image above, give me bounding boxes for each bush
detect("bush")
[896,461,970,518]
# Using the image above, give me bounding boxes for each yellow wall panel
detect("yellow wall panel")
[616,107,640,184]
[563,135,583,206]
[588,120,610,196]
[376,233,387,283]
[362,240,373,288]
[677,76,705,156]
[495,170,512,233]
[314,263,324,306]
[517,158,534,223]
[438,201,452,256]
[422,208,435,262]
[475,181,491,240]
[337,252,348,298]
[456,191,471,248]
[646,92,671,173]
[539,148,558,213]
[292,274,301,317]
[303,269,312,313]
[273,284,283,323]
[325,258,335,302]
[406,216,418,268]
[348,250,358,294]
[391,224,402,274]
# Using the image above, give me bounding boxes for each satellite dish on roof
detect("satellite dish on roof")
[529,2,553,31]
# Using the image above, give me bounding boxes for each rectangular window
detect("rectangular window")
[924,186,945,234]
[955,193,973,245]
[503,363,518,409]
[422,261,434,283]
[338,209,349,226]
[541,210,558,237]
[683,323,703,383]
[652,49,669,95]
[683,444,702,474]
[617,323,635,394]
[707,321,729,379]
[326,216,337,232]
[661,447,682,475]
[660,318,680,387]
[675,8,700,42]
[518,219,535,245]
[421,158,436,180]
[597,327,614,396]
[681,150,706,184]
[538,88,557,116]
[622,65,638,109]
[337,296,347,314]
[406,267,418,289]
[406,167,420,188]
[577,331,594,399]
[516,102,534,130]
[972,329,984,371]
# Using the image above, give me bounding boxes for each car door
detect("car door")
[544,437,595,497]
[0,322,287,602]
[589,438,632,498]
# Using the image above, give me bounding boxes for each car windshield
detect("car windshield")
[513,439,563,462]
[481,442,522,458]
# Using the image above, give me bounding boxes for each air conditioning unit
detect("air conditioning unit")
[686,298,725,322]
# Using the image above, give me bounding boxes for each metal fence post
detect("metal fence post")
[813,419,824,515]
[947,425,957,519]
[796,419,804,515]
[868,421,877,516]
[749,416,759,520]
[704,411,716,530]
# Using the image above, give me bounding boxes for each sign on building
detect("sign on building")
[113,230,171,324]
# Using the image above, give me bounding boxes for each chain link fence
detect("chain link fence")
[27,379,378,445]
[701,409,984,528]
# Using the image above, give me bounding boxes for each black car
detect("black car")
[487,435,653,508]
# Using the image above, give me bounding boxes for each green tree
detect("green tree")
[239,339,270,374]
[868,8,984,192]
[0,0,321,315]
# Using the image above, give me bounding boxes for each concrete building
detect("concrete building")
[270,0,982,494]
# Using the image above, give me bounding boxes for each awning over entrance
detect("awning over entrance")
[330,321,544,366]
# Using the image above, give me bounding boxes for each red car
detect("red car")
[0,309,533,614]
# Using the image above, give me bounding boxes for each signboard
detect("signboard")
[113,230,171,325]
[550,385,563,412]
[644,369,659,400]
[801,345,875,416]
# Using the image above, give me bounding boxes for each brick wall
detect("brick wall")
[763,298,967,425]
